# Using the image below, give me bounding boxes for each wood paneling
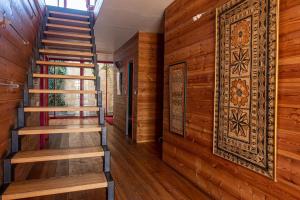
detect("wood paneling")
[163,0,300,199]
[0,0,45,183]
[113,33,138,136]
[114,32,163,143]
[137,33,164,143]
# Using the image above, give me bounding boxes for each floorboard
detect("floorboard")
[21,118,210,200]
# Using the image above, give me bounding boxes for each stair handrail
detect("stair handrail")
[0,11,30,45]
[0,81,20,89]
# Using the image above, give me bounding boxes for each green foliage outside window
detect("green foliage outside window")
[48,66,67,106]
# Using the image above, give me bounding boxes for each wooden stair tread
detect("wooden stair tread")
[44,31,92,39]
[48,17,90,25]
[49,11,90,19]
[46,56,92,62]
[42,39,92,48]
[39,49,93,57]
[29,89,97,94]
[32,73,96,80]
[12,147,104,164]
[18,125,101,135]
[2,173,107,200]
[24,106,99,112]
[47,23,91,32]
[36,61,94,68]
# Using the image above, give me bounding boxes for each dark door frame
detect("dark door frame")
[126,61,134,138]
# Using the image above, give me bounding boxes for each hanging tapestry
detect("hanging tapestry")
[169,63,187,136]
[214,0,278,179]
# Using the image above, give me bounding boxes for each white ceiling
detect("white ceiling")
[94,0,173,53]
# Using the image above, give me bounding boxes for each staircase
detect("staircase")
[1,6,114,200]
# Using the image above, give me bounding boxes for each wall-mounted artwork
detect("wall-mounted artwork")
[169,63,187,136]
[117,71,123,95]
[214,0,278,179]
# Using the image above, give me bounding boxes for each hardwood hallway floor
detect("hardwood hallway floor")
[22,118,210,200]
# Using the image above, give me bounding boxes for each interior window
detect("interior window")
[58,0,64,7]
[45,0,58,6]
[90,0,96,6]
[67,0,87,11]
[45,0,88,10]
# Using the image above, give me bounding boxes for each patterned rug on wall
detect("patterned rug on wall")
[169,63,187,136]
[214,0,279,179]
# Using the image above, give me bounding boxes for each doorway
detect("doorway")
[126,61,134,138]
[99,63,114,117]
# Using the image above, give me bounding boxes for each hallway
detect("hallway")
[23,119,209,200]
[2,0,298,199]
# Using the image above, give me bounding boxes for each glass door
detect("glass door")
[99,63,114,116]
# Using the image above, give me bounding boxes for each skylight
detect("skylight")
[45,0,89,11]
[67,0,87,11]
[45,0,58,6]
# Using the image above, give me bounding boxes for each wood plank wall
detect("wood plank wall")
[114,33,139,137]
[0,0,45,183]
[114,32,164,143]
[163,0,300,199]
[137,33,164,142]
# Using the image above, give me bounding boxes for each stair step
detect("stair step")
[2,173,107,200]
[39,49,93,57]
[24,106,99,112]
[49,11,90,20]
[49,11,90,19]
[48,17,90,25]
[36,61,94,68]
[46,23,91,32]
[42,39,92,48]
[29,89,97,94]
[46,56,93,62]
[32,73,96,80]
[44,31,92,40]
[11,147,104,164]
[18,125,102,135]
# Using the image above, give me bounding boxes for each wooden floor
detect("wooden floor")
[19,118,209,200]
